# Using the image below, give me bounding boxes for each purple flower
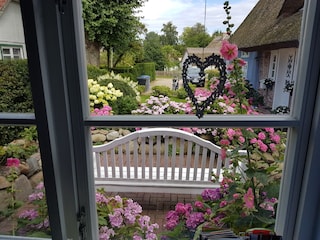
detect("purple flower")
[165,219,179,230]
[186,212,204,229]
[99,226,115,240]
[175,203,191,215]
[96,192,109,204]
[109,209,124,227]
[28,192,44,201]
[201,188,221,201]
[19,209,39,220]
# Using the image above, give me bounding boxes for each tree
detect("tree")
[82,0,146,67]
[143,32,165,70]
[160,21,179,46]
[161,45,181,70]
[180,23,212,48]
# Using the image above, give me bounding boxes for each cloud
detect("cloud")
[138,0,259,35]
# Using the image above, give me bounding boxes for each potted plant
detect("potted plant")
[263,78,275,90]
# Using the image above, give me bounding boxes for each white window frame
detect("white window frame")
[0,0,319,239]
[1,46,23,60]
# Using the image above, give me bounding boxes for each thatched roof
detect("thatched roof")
[230,0,304,51]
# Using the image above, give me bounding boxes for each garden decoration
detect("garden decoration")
[182,53,227,118]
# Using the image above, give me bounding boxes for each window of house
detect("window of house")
[240,51,249,58]
[1,46,23,60]
[1,0,320,239]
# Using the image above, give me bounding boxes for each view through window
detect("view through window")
[1,0,319,239]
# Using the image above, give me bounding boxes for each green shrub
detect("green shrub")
[109,95,139,115]
[0,60,33,145]
[205,68,220,80]
[87,65,109,80]
[175,87,188,99]
[0,126,39,166]
[151,86,173,97]
[97,76,139,114]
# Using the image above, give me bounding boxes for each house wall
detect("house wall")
[0,1,26,58]
[239,51,259,88]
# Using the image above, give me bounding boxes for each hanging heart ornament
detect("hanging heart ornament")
[182,53,227,118]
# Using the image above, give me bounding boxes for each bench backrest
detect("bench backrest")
[92,128,228,193]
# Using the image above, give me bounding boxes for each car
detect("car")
[186,67,205,87]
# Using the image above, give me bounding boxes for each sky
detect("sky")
[138,0,259,36]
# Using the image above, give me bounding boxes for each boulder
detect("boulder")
[92,134,107,143]
[106,131,120,141]
[14,175,33,202]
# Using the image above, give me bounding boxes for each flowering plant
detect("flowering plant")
[96,188,159,240]
[17,182,50,237]
[88,79,123,109]
[2,157,22,229]
[162,201,210,239]
[132,95,192,115]
[17,187,159,239]
[263,78,275,90]
[97,72,140,102]
[283,80,294,95]
[163,126,285,238]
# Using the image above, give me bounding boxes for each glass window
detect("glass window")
[1,0,320,239]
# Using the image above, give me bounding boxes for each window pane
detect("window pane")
[2,48,10,55]
[91,126,287,237]
[0,126,49,237]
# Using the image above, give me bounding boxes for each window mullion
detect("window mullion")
[20,0,85,239]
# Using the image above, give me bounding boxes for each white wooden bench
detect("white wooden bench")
[92,128,231,194]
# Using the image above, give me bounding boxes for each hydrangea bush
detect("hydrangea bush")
[88,79,123,109]
[97,72,140,102]
[17,186,159,239]
[96,189,159,240]
[132,95,192,115]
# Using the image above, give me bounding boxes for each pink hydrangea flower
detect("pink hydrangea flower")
[250,138,258,144]
[220,139,230,146]
[269,143,277,152]
[258,132,266,140]
[271,134,281,144]
[220,40,238,61]
[238,136,245,143]
[227,128,236,140]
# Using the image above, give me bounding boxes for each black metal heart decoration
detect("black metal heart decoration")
[182,53,227,118]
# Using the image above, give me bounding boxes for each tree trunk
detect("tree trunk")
[85,38,100,66]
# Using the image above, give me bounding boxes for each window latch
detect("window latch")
[56,0,67,14]
[77,206,87,240]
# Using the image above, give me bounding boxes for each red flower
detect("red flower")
[6,158,20,167]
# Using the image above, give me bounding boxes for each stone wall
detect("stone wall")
[0,153,43,212]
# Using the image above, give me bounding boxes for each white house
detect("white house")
[0,0,26,60]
